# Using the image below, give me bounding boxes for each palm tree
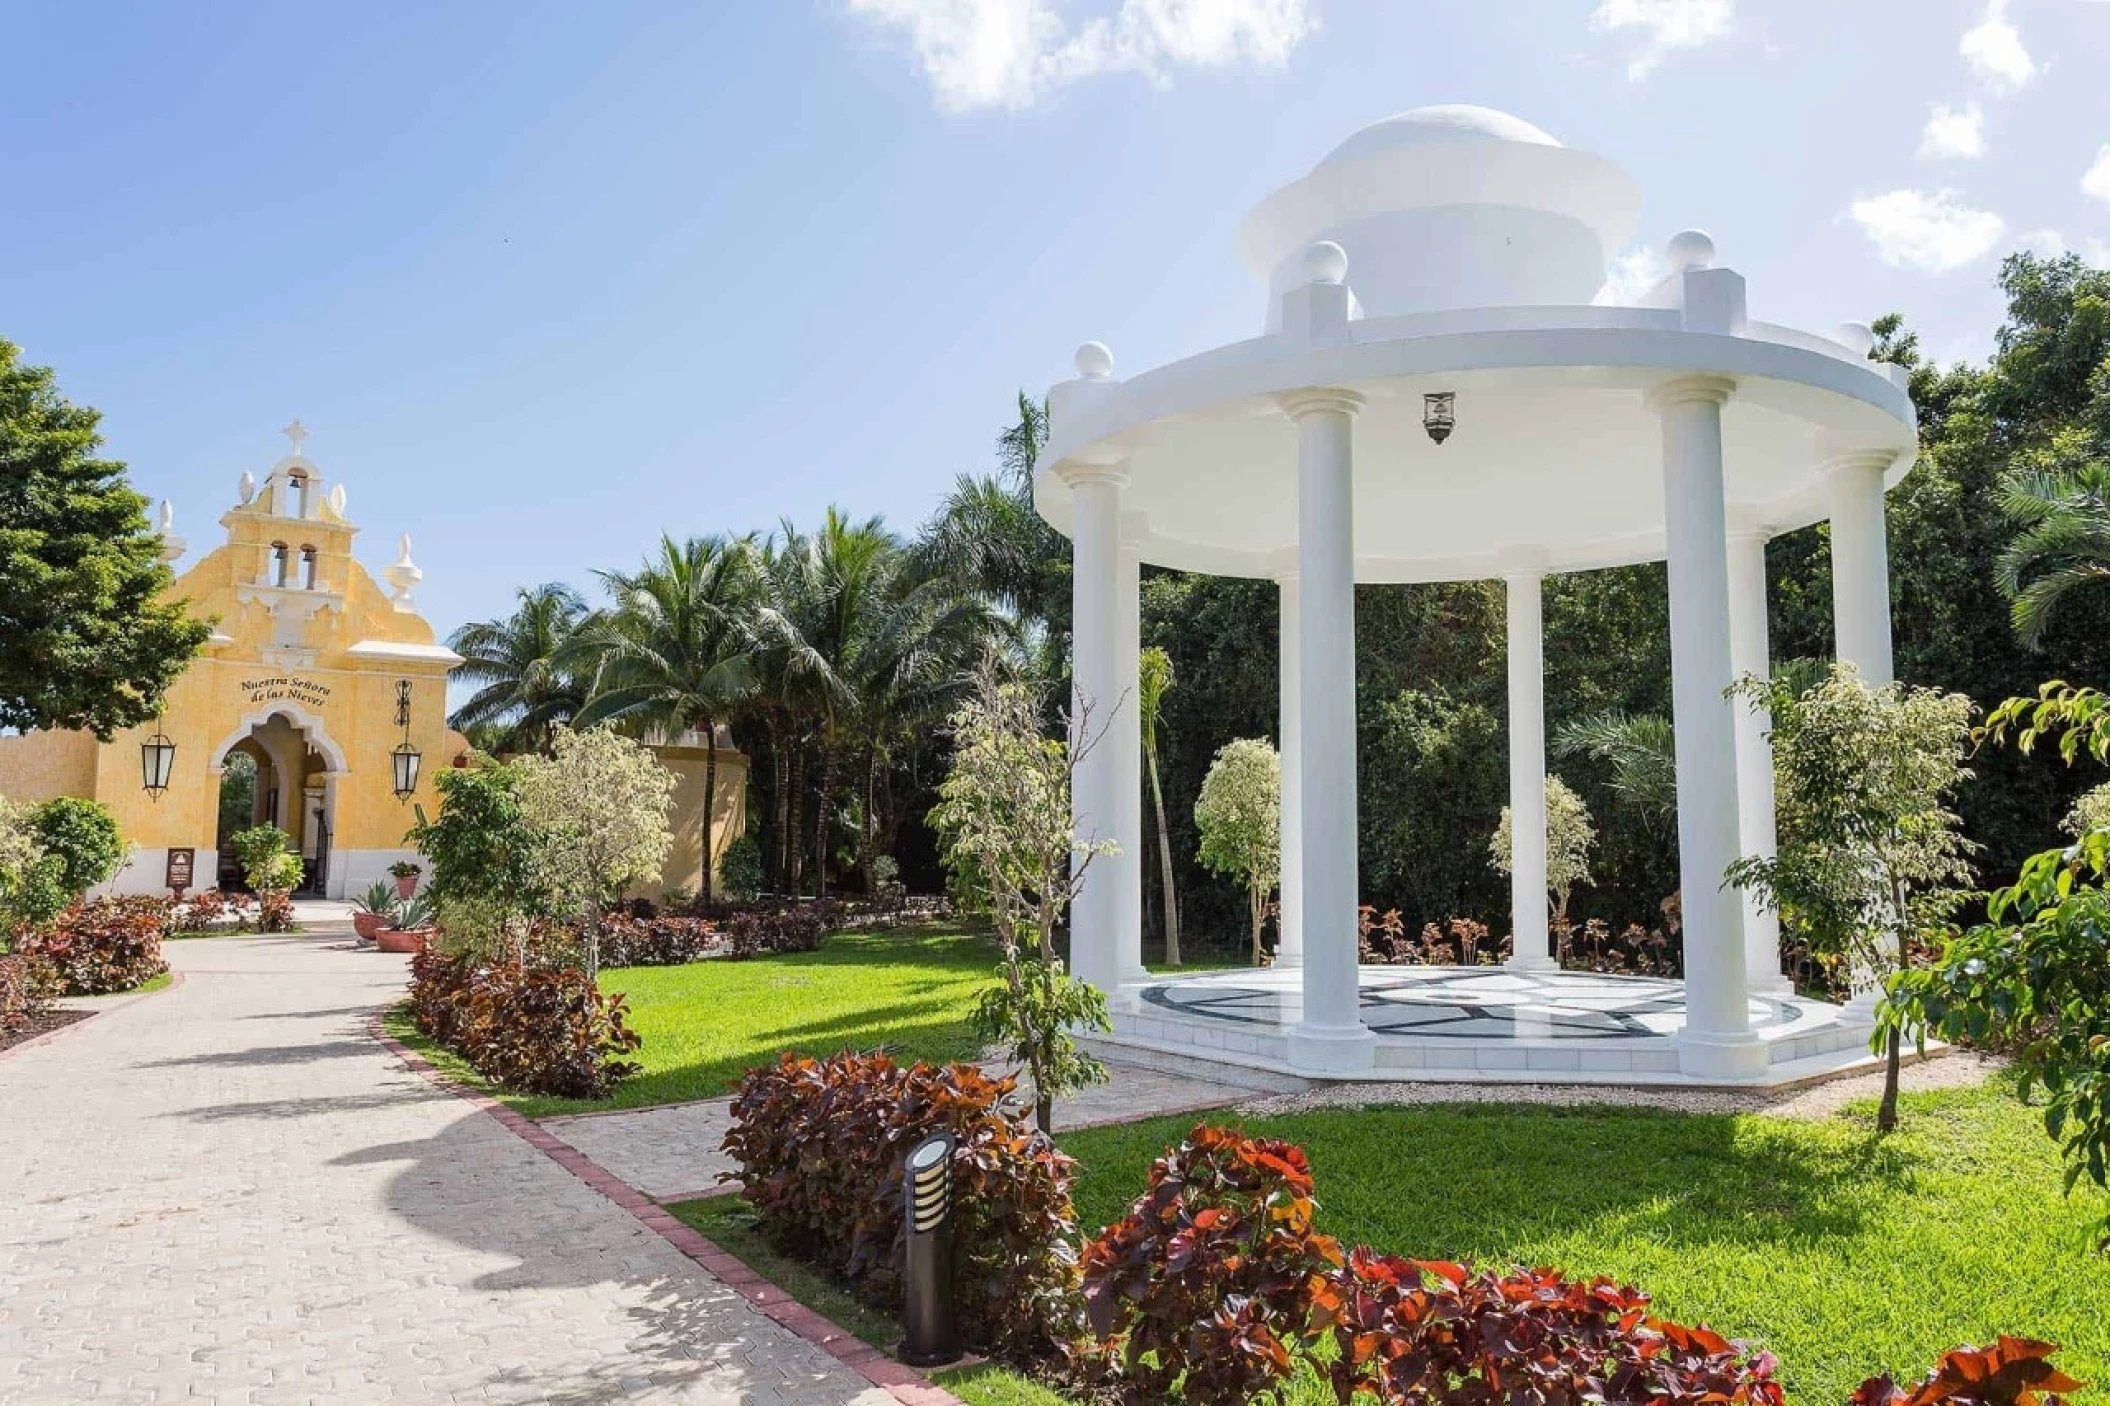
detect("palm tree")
[566,535,759,904]
[748,529,836,894]
[447,583,589,754]
[1138,645,1180,965]
[1553,710,1678,834]
[1996,460,2110,648]
[917,393,1071,655]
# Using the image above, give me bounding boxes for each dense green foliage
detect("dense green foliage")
[26,797,123,900]
[0,340,210,737]
[1886,830,2110,1250]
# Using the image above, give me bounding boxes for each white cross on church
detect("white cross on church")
[281,419,309,456]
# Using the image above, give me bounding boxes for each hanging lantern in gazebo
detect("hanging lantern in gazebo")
[390,679,421,802]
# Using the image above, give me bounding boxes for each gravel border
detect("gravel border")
[1233,1051,2005,1122]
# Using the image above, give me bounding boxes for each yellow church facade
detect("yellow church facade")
[0,426,747,901]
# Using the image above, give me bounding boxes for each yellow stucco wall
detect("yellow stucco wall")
[0,729,98,804]
[649,742,751,897]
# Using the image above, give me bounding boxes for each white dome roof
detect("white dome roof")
[1321,105,1562,166]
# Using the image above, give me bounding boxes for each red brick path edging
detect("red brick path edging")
[0,968,186,1064]
[366,1014,965,1406]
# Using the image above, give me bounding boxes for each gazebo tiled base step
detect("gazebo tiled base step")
[1088,965,1891,1090]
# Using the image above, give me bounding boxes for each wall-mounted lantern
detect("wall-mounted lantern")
[1423,391,1457,445]
[390,679,421,802]
[898,1130,960,1367]
[140,726,177,800]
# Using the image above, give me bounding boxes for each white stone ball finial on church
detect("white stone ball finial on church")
[1834,322,1877,359]
[1302,240,1349,287]
[1667,230,1717,274]
[1074,341,1115,381]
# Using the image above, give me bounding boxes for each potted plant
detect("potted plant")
[388,860,423,902]
[376,893,437,955]
[351,882,399,943]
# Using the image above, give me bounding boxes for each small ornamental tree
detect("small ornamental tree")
[1138,645,1181,966]
[929,652,1110,1133]
[1728,663,1977,1132]
[513,726,674,981]
[0,339,211,737]
[0,795,67,932]
[1194,738,1281,966]
[229,825,301,894]
[407,759,546,957]
[2062,782,2110,838]
[28,797,123,900]
[1489,775,1597,922]
[1885,830,2110,1252]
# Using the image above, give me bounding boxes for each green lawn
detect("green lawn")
[678,1075,2110,1406]
[395,923,1003,1118]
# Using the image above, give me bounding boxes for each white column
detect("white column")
[1114,519,1147,985]
[1063,464,1126,996]
[1830,451,1896,686]
[1504,569,1556,972]
[1283,390,1375,1072]
[1830,449,1898,1015]
[1276,568,1303,969]
[1652,377,1767,1079]
[1727,528,1791,996]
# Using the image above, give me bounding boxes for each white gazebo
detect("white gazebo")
[1033,106,1916,1087]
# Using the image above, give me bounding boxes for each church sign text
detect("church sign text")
[240,676,333,708]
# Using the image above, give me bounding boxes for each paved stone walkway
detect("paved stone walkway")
[0,928,896,1405]
[547,1064,1245,1203]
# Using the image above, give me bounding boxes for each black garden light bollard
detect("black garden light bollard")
[898,1130,961,1367]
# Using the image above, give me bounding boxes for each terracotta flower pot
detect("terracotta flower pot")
[376,927,429,955]
[393,875,419,902]
[352,911,387,942]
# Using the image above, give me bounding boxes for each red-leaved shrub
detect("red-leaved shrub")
[722,1050,1081,1364]
[723,906,828,958]
[1850,1338,2082,1406]
[1078,1124,1343,1404]
[595,913,721,967]
[1316,1250,1782,1406]
[406,950,641,1098]
[17,897,172,995]
[0,952,57,1034]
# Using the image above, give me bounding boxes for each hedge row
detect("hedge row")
[408,949,642,1099]
[13,897,170,995]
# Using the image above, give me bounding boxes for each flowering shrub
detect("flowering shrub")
[406,949,641,1098]
[594,913,721,967]
[1850,1338,2081,1406]
[722,1050,1082,1364]
[1078,1124,1342,1403]
[17,897,171,995]
[1316,1251,1782,1406]
[0,952,57,1034]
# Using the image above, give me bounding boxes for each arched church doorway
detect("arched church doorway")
[210,709,343,896]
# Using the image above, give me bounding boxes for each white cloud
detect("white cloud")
[1590,0,1734,80]
[2019,228,2068,257]
[2084,146,2110,204]
[1917,101,1985,160]
[1593,245,1669,305]
[1959,0,2035,90]
[845,0,1317,112]
[1849,189,2007,273]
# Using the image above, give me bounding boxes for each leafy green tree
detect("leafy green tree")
[567,535,758,903]
[447,583,590,755]
[1489,775,1597,923]
[929,653,1109,1133]
[0,340,210,736]
[514,727,675,981]
[228,825,301,896]
[1884,829,2110,1250]
[2064,782,2110,837]
[0,795,67,932]
[27,798,123,900]
[1727,664,1977,1132]
[1138,646,1181,965]
[407,761,545,955]
[1194,738,1282,966]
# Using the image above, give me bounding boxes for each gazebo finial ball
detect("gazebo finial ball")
[1666,229,1717,274]
[1302,240,1349,286]
[1834,322,1877,358]
[1074,341,1115,381]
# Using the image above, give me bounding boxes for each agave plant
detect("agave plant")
[389,893,438,931]
[351,881,400,919]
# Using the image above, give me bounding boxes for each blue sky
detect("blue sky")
[3,1,2106,641]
